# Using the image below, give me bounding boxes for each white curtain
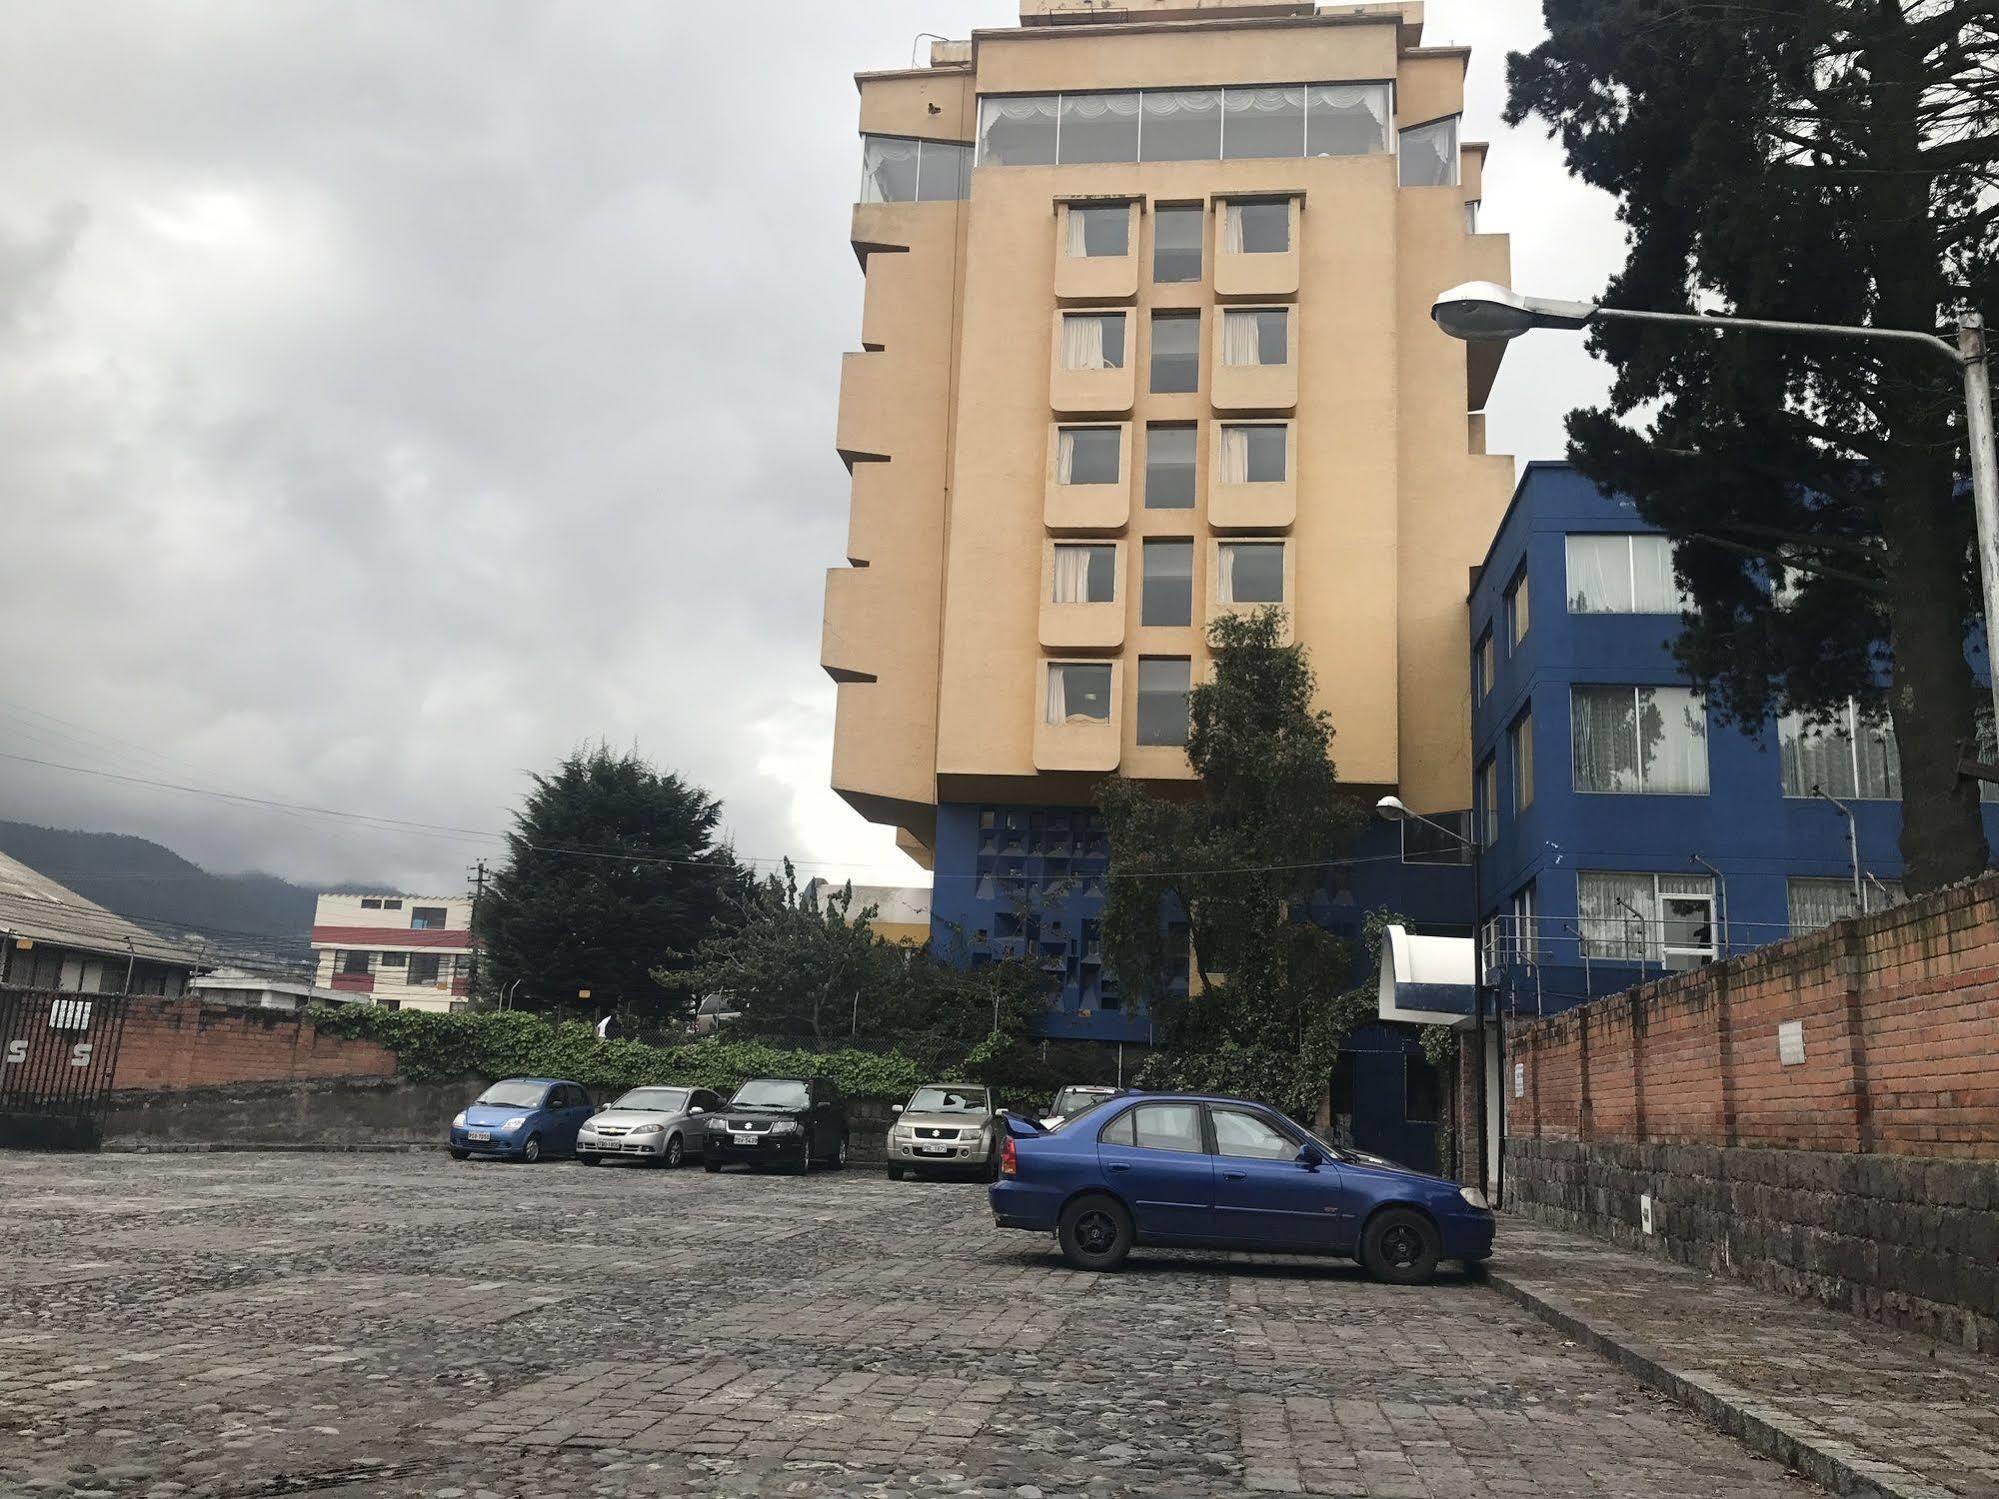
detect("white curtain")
[1577,872,1656,961]
[1854,708,1902,799]
[1630,534,1684,613]
[1052,547,1091,604]
[1399,116,1459,186]
[1220,426,1251,484]
[860,136,919,204]
[1062,314,1109,371]
[1140,89,1223,161]
[1044,666,1068,725]
[1565,535,1630,613]
[1571,685,1641,793]
[1065,209,1087,257]
[1788,879,1858,937]
[978,95,1058,164]
[1637,687,1709,794]
[1221,85,1306,158]
[1223,310,1264,366]
[1057,428,1078,483]
[1217,544,1237,604]
[1307,84,1390,155]
[1222,203,1245,254]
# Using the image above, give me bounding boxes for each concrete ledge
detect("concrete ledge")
[1485,1268,1944,1499]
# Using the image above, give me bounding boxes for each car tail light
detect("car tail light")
[1000,1136,1017,1177]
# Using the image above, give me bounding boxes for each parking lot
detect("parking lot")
[0,1152,1818,1498]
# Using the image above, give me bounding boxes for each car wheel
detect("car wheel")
[885,1164,903,1181]
[663,1135,684,1169]
[448,1148,470,1161]
[828,1135,847,1171]
[792,1135,813,1175]
[1057,1194,1133,1272]
[984,1155,1000,1184]
[704,1156,723,1174]
[577,1152,600,1167]
[519,1133,542,1164]
[1361,1207,1442,1286]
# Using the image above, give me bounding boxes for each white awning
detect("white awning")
[1377,924,1478,1028]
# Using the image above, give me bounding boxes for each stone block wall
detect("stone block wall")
[1500,873,1999,1350]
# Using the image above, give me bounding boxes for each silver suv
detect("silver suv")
[885,1083,999,1181]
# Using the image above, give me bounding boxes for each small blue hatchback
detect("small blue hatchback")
[448,1077,593,1163]
[989,1091,1494,1283]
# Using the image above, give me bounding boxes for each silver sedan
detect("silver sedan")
[576,1086,725,1167]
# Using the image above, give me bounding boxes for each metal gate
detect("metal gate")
[0,987,130,1149]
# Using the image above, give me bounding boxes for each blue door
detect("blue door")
[1207,1105,1344,1251]
[554,1085,590,1151]
[1096,1101,1216,1240]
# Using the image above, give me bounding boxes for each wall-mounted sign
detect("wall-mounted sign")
[1513,1061,1524,1098]
[1778,1019,1805,1066]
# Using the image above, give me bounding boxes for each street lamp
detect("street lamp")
[1431,280,1999,737]
[1375,795,1495,1202]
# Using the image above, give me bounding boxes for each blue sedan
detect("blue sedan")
[448,1077,593,1163]
[988,1091,1494,1283]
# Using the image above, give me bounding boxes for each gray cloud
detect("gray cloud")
[0,0,1620,900]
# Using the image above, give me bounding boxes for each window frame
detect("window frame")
[1505,568,1530,648]
[1141,538,1195,627]
[975,82,1394,168]
[1477,756,1499,848]
[1220,306,1290,367]
[1066,201,1132,258]
[1060,311,1128,371]
[1510,709,1534,812]
[1135,656,1193,747]
[1569,683,1711,797]
[1777,697,1902,801]
[1056,424,1123,485]
[1148,309,1201,393]
[1051,542,1118,605]
[1046,661,1114,725]
[1151,202,1204,282]
[1218,422,1287,484]
[1218,540,1286,606]
[1473,630,1494,705]
[1144,423,1197,509]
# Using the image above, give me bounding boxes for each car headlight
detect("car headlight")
[705,1119,727,1131]
[502,1116,529,1131]
[629,1123,664,1135]
[452,1111,467,1128]
[770,1120,802,1135]
[1459,1187,1491,1211]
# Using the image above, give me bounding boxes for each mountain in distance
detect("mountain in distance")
[0,820,385,949]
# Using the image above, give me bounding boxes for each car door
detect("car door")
[1208,1105,1344,1251]
[558,1085,590,1150]
[810,1081,839,1154]
[1095,1101,1217,1241]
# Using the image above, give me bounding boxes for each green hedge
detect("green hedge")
[311,1005,929,1101]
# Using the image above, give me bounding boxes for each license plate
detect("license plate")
[468,1130,491,1142]
[731,1133,758,1144]
[916,1145,951,1156]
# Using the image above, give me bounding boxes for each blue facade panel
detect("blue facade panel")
[1468,462,1999,1015]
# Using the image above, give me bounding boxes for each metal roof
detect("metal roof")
[0,850,201,969]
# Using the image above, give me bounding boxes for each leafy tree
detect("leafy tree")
[476,745,741,1022]
[1099,608,1366,1088]
[1506,1,1999,891]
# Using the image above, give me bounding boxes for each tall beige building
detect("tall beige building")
[821,0,1511,1040]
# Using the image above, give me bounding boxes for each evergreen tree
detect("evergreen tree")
[1507,0,1999,890]
[476,745,741,1023]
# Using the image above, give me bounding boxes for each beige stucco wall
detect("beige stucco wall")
[827,5,1512,855]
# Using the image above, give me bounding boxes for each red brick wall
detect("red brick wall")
[1507,874,1999,1161]
[110,998,397,1093]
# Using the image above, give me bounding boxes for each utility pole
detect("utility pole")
[467,859,486,1004]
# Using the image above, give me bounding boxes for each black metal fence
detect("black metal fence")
[0,987,131,1149]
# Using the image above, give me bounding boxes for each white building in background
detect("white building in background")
[187,966,351,1012]
[308,892,475,1013]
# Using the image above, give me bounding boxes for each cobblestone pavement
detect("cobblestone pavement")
[0,1153,1821,1498]
[1492,1219,1999,1498]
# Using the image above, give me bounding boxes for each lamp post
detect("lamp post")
[1429,281,1999,739]
[1375,794,1495,1202]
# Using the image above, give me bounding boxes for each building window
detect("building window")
[1052,544,1116,604]
[1142,540,1194,626]
[1464,199,1481,233]
[1779,699,1901,800]
[1399,116,1460,186]
[1508,882,1539,962]
[408,954,443,985]
[1153,204,1203,281]
[1788,876,1907,937]
[1506,568,1530,647]
[1218,542,1284,605]
[1473,631,1494,705]
[383,899,402,910]
[1150,311,1200,392]
[411,907,447,930]
[1056,426,1121,484]
[381,952,407,968]
[1221,308,1288,366]
[1137,657,1192,746]
[1510,710,1534,811]
[1222,199,1289,253]
[859,135,970,203]
[1046,663,1113,724]
[1060,312,1126,371]
[1565,533,1687,614]
[979,84,1389,165]
[1477,758,1498,847]
[340,950,371,976]
[1145,425,1196,508]
[1066,202,1130,257]
[1577,871,1717,968]
[1218,423,1286,483]
[360,897,382,909]
[1571,685,1710,795]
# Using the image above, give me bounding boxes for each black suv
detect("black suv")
[702,1077,848,1174]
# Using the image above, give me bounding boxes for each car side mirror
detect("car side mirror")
[891,1104,903,1114]
[1296,1142,1327,1171]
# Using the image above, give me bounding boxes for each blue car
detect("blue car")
[988,1091,1494,1283]
[448,1077,593,1163]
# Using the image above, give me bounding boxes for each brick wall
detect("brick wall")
[111,997,397,1093]
[1499,874,1999,1350]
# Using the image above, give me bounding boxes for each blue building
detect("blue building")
[1469,461,1999,1016]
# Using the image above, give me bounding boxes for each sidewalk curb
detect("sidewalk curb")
[102,1141,438,1154]
[1483,1268,1947,1499]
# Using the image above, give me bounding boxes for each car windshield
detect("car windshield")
[730,1080,809,1110]
[908,1086,988,1114]
[1051,1088,1112,1115]
[610,1088,688,1113]
[475,1081,547,1109]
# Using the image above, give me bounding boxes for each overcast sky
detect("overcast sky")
[0,0,1621,902]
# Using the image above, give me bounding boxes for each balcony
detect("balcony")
[1039,540,1125,652]
[1043,423,1131,533]
[1206,539,1296,643]
[1034,660,1121,772]
[1210,308,1297,414]
[1208,421,1295,531]
[821,567,877,684]
[1213,197,1300,301]
[1049,310,1135,417]
[1053,200,1138,304]
[835,350,896,466]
